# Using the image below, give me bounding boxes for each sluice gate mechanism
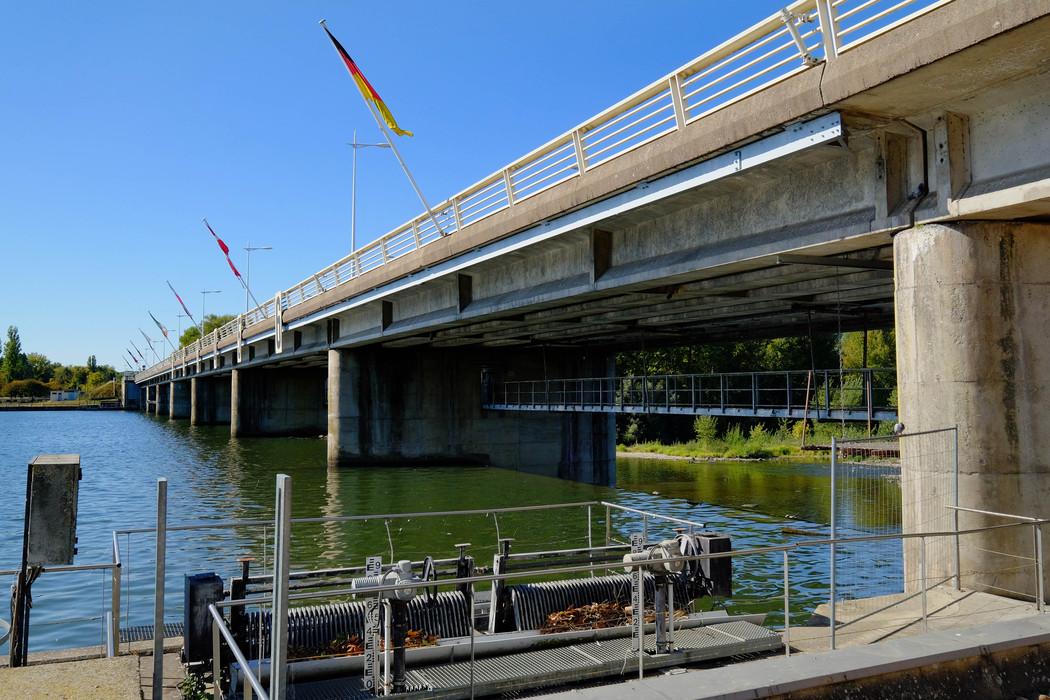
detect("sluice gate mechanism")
[186,523,782,699]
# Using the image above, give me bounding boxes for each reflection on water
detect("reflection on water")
[0,412,902,652]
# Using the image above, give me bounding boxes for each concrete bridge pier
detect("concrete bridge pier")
[190,376,231,425]
[168,379,190,419]
[895,221,1050,601]
[327,347,615,485]
[230,366,327,438]
[154,384,169,416]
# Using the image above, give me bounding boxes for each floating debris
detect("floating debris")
[290,629,439,659]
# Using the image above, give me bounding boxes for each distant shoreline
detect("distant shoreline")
[0,404,120,412]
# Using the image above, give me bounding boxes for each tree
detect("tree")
[86,355,97,372]
[1,326,30,382]
[179,314,237,347]
[26,353,54,382]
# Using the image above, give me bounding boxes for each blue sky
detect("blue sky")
[0,1,786,367]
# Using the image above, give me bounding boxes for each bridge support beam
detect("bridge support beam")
[231,366,327,438]
[169,380,190,419]
[895,220,1050,601]
[190,376,231,425]
[327,347,615,486]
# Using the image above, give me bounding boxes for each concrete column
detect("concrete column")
[895,221,1050,600]
[169,380,190,419]
[231,368,243,437]
[325,346,616,485]
[155,384,169,416]
[328,349,363,467]
[190,377,207,425]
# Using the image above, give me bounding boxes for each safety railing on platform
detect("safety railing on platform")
[135,0,954,383]
[484,368,898,423]
[207,473,1045,699]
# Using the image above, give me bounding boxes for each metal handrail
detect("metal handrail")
[135,0,953,383]
[487,369,897,419]
[213,516,1050,610]
[209,603,269,700]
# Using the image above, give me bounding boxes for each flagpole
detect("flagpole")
[362,98,448,237]
[318,19,447,237]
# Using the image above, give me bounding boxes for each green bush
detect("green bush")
[3,379,50,397]
[88,382,117,400]
[792,419,811,441]
[692,415,718,442]
[723,424,745,448]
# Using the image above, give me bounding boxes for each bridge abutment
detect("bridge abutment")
[168,379,190,419]
[326,347,615,485]
[230,366,327,438]
[895,220,1050,601]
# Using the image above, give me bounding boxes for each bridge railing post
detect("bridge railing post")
[786,371,792,413]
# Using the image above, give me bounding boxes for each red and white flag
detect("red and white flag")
[203,218,242,279]
[167,280,199,328]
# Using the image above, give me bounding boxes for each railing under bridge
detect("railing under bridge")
[483,368,897,423]
[136,0,956,384]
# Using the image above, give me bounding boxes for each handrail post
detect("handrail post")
[1035,523,1044,613]
[669,74,687,130]
[571,129,588,174]
[783,550,791,656]
[920,535,928,632]
[587,505,594,578]
[111,564,121,656]
[270,474,292,700]
[605,505,611,547]
[786,371,791,413]
[953,426,961,590]
[815,0,840,61]
[212,616,222,693]
[751,373,757,412]
[829,437,837,650]
[152,478,168,700]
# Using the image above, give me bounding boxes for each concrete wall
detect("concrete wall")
[190,376,231,425]
[231,366,327,438]
[327,347,615,485]
[895,221,1050,600]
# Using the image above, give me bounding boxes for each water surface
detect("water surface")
[0,412,901,652]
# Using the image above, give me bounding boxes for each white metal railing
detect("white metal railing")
[136,0,953,382]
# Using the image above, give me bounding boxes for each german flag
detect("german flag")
[321,21,413,137]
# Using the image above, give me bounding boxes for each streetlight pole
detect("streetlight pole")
[176,313,189,339]
[348,130,390,253]
[201,290,222,337]
[243,243,272,315]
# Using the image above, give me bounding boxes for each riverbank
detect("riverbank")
[0,402,119,411]
[618,439,827,461]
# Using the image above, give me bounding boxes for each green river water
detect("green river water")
[0,411,902,652]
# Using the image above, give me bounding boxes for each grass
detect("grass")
[618,419,891,461]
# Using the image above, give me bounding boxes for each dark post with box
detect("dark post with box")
[8,454,81,667]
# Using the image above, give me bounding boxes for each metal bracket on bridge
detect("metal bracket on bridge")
[781,9,819,66]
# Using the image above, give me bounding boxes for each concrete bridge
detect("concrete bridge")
[134,0,1050,593]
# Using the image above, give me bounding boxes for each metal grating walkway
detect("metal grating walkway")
[279,621,781,700]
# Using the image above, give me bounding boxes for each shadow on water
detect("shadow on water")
[0,412,902,651]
